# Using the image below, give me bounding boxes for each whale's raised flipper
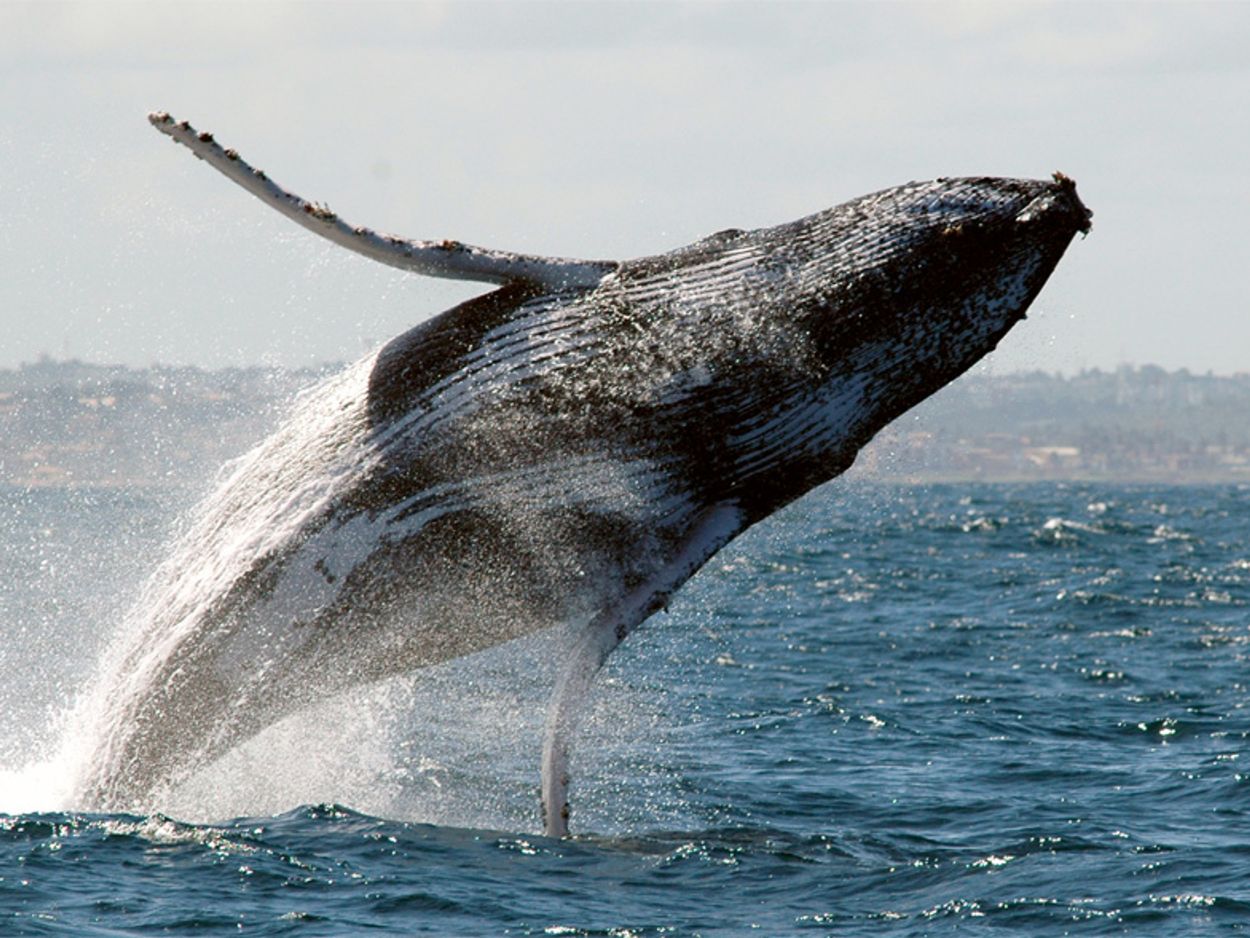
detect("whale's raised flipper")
[541,502,745,838]
[147,112,617,291]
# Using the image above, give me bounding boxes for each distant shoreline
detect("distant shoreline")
[3,360,1249,489]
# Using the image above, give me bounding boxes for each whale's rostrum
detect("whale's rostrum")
[77,113,1090,836]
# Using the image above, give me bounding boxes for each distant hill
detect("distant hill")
[852,366,1250,482]
[0,358,332,490]
[2,359,1248,488]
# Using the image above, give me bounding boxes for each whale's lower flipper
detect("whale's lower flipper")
[541,502,745,837]
[147,112,617,291]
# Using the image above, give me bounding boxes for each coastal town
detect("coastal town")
[2,358,1249,489]
[851,364,1250,483]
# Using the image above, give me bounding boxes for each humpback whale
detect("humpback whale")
[78,112,1090,836]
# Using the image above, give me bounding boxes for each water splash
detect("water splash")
[69,357,382,809]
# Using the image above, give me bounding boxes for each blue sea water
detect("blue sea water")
[2,482,1249,935]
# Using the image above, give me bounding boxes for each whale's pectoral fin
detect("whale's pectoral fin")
[147,112,618,291]
[540,502,746,837]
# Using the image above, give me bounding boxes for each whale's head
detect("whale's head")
[781,174,1091,471]
[807,172,1089,376]
[659,173,1093,516]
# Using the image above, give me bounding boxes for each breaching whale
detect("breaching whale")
[77,112,1090,836]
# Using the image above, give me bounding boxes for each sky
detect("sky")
[1,1,1248,375]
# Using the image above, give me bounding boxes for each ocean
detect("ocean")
[2,481,1248,935]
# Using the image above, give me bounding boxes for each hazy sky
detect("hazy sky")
[2,1,1248,374]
